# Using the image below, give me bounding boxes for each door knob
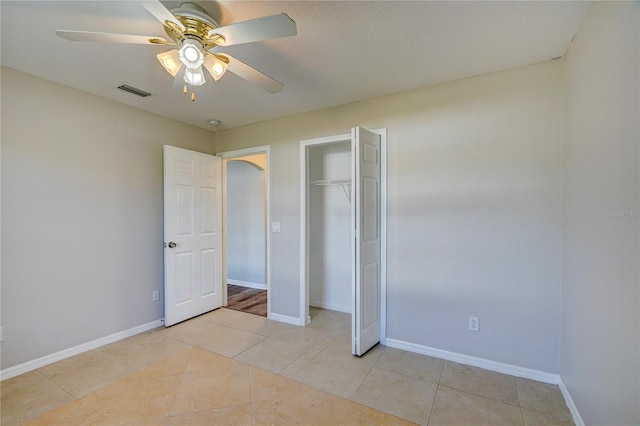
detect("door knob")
[168,242,177,248]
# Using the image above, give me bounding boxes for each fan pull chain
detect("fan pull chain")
[181,84,196,102]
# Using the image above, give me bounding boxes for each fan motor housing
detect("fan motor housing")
[165,2,223,48]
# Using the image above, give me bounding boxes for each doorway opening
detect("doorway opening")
[308,141,352,315]
[219,146,270,318]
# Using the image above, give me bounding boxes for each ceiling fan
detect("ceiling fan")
[55,1,297,101]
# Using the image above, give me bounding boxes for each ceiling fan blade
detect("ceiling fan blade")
[219,54,283,94]
[55,30,173,45]
[208,13,296,46]
[139,0,185,32]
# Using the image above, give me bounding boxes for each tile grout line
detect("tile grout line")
[372,363,442,386]
[200,308,262,332]
[275,339,326,381]
[12,375,78,425]
[425,383,439,426]
[248,364,256,426]
[347,362,375,404]
[516,376,526,426]
[425,358,447,425]
[519,405,576,424]
[78,396,99,425]
[319,389,342,424]
[93,337,142,370]
[434,382,524,410]
[170,402,253,422]
[229,335,267,361]
[38,372,78,402]
[515,378,575,424]
[164,346,193,421]
[437,361,525,410]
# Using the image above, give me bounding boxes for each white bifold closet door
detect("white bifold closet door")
[352,127,382,356]
[163,145,223,327]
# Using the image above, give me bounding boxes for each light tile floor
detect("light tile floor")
[1,307,574,425]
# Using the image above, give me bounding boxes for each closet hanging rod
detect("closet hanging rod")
[310,179,351,202]
[310,179,351,186]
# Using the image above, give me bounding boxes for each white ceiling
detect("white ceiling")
[1,1,590,132]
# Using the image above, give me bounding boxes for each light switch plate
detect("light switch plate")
[271,221,281,233]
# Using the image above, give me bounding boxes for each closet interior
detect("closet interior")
[308,140,352,314]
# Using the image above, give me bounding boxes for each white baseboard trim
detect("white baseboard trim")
[385,338,584,426]
[0,319,164,381]
[385,338,560,385]
[559,378,585,426]
[309,301,350,314]
[228,279,267,290]
[269,312,306,326]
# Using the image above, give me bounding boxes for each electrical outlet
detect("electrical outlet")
[152,290,160,301]
[469,316,479,331]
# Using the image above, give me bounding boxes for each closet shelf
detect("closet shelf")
[310,179,352,202]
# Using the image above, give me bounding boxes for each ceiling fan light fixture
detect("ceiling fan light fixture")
[56,2,298,103]
[178,39,204,69]
[203,55,228,81]
[156,50,182,76]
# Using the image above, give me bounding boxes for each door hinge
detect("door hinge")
[353,229,359,238]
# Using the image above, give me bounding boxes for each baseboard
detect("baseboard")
[228,279,267,290]
[559,378,585,426]
[0,318,164,381]
[309,300,350,314]
[385,338,560,385]
[269,312,305,326]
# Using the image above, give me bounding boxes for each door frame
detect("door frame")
[217,145,271,318]
[299,129,387,344]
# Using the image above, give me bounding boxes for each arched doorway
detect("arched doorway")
[219,148,270,317]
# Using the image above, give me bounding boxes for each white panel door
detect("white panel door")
[164,145,222,326]
[352,127,382,356]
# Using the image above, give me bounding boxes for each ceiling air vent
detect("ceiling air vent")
[117,84,152,98]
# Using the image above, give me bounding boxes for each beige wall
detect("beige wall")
[561,2,640,424]
[0,67,215,369]
[216,59,564,373]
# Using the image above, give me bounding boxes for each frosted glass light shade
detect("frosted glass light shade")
[203,55,228,81]
[184,66,206,86]
[157,50,182,77]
